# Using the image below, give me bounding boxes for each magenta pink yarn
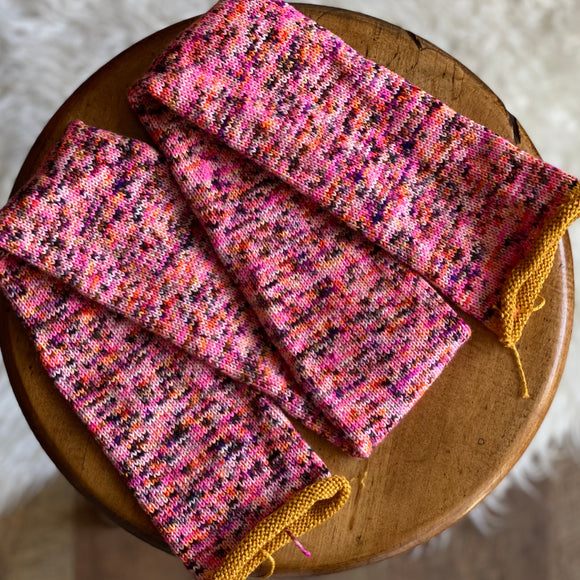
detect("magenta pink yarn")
[134,0,579,329]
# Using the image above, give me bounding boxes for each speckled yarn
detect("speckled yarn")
[0,123,350,579]
[136,0,580,347]
[128,88,470,457]
[0,120,351,446]
[0,253,349,579]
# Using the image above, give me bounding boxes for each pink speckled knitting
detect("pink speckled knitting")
[6,0,578,573]
[0,120,351,445]
[128,86,470,458]
[135,0,580,351]
[0,122,350,579]
[0,253,349,579]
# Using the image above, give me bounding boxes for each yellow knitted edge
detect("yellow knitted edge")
[210,475,351,580]
[496,182,580,347]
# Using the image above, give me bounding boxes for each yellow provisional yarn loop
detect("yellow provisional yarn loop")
[533,295,546,312]
[259,550,275,578]
[211,475,351,580]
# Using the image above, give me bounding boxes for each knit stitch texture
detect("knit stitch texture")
[135,0,580,345]
[128,88,471,457]
[0,122,351,579]
[0,253,349,578]
[0,120,352,446]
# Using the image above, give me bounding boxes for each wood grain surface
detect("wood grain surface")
[0,4,574,576]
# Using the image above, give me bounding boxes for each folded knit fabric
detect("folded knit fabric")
[0,251,350,579]
[134,0,580,362]
[0,120,352,447]
[128,86,470,457]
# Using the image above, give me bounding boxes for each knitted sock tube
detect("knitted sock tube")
[128,89,470,457]
[133,0,580,348]
[0,252,349,579]
[0,120,346,447]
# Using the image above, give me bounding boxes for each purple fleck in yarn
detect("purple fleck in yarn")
[0,251,340,578]
[134,0,580,346]
[128,88,470,457]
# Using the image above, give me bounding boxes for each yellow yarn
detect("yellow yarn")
[210,475,351,580]
[507,344,529,399]
[496,182,580,347]
[359,466,369,489]
[533,295,546,312]
[494,182,580,397]
[259,550,275,578]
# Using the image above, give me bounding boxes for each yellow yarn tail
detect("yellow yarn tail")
[507,344,530,399]
[259,550,275,578]
[533,295,546,312]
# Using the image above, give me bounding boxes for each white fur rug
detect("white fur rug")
[1,0,579,549]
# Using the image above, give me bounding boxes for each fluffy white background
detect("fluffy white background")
[1,0,579,558]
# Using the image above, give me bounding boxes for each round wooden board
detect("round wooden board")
[0,4,574,577]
